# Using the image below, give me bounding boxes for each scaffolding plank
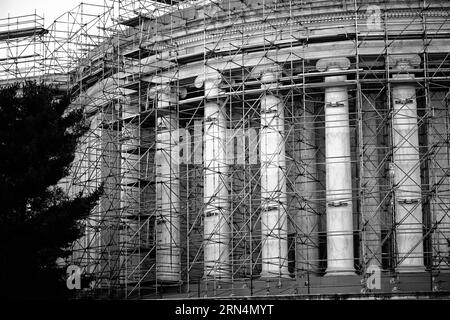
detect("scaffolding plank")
[0,27,47,41]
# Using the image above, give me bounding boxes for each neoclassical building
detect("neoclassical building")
[63,0,450,298]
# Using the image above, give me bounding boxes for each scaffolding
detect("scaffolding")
[0,13,47,82]
[1,0,450,299]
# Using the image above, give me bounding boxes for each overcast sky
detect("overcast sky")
[0,0,107,26]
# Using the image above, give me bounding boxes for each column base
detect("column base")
[156,271,182,283]
[203,266,232,280]
[395,265,426,273]
[203,275,232,281]
[433,265,450,273]
[434,269,450,274]
[260,271,291,279]
[325,267,356,276]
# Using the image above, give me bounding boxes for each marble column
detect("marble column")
[117,95,141,282]
[195,67,231,279]
[252,63,289,277]
[361,94,383,268]
[389,54,425,272]
[149,84,184,282]
[100,104,121,285]
[296,105,320,273]
[428,91,450,271]
[317,57,355,275]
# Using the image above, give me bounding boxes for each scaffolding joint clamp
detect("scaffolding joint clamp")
[325,102,345,108]
[394,98,414,105]
[156,217,166,225]
[328,201,349,207]
[204,210,219,217]
[397,197,420,204]
[205,116,218,123]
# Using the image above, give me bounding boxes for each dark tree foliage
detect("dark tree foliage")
[0,81,101,299]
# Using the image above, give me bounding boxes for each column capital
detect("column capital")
[194,66,224,98]
[194,66,222,89]
[388,54,421,70]
[250,62,283,84]
[316,57,350,72]
[148,84,187,100]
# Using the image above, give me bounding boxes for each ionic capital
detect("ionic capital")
[388,54,421,71]
[194,66,223,89]
[250,63,283,84]
[316,57,350,72]
[194,66,225,98]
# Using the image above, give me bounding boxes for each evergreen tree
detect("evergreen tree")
[0,81,101,299]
